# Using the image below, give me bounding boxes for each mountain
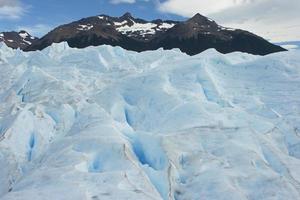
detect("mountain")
[151,13,286,55]
[25,13,178,52]
[0,31,38,50]
[0,42,300,200]
[24,13,285,55]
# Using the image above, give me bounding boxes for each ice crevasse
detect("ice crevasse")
[0,42,300,200]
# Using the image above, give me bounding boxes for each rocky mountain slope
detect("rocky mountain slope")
[0,31,38,50]
[1,13,285,55]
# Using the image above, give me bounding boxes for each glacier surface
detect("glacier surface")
[0,43,300,200]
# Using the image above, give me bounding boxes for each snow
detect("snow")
[0,43,300,200]
[24,40,31,45]
[114,20,128,26]
[115,20,175,36]
[117,22,157,35]
[77,24,94,31]
[19,32,29,39]
[219,26,236,31]
[158,23,175,29]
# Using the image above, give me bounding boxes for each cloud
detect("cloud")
[157,0,300,42]
[210,0,300,42]
[0,0,27,19]
[158,0,253,17]
[110,0,136,4]
[17,24,53,37]
[109,0,149,4]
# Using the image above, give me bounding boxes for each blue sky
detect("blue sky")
[0,0,299,42]
[0,0,184,36]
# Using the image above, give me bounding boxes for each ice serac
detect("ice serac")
[24,13,285,55]
[0,43,300,200]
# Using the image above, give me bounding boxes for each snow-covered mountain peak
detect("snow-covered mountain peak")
[0,31,38,50]
[109,13,177,39]
[115,20,176,39]
[2,13,286,55]
[18,31,30,38]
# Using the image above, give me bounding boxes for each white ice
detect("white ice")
[0,42,300,200]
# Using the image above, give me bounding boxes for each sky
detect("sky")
[0,0,299,42]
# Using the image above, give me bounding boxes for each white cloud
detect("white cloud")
[110,0,136,4]
[17,24,53,37]
[109,0,150,4]
[158,0,254,16]
[0,0,27,19]
[158,0,300,42]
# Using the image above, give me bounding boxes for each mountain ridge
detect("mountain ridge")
[0,31,38,50]
[1,13,286,55]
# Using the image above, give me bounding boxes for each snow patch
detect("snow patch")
[158,23,175,29]
[113,20,127,26]
[116,21,174,36]
[77,24,94,31]
[19,32,29,39]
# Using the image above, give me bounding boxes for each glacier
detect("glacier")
[0,42,300,200]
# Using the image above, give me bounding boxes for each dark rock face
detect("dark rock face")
[25,13,179,52]
[150,14,286,55]
[0,31,38,50]
[4,13,287,55]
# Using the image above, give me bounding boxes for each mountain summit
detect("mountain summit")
[121,12,133,19]
[1,13,286,55]
[0,31,38,50]
[188,13,214,24]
